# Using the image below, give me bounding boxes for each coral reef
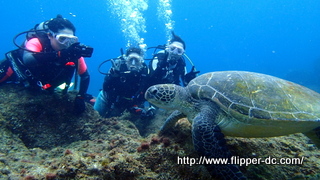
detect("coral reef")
[0,84,320,179]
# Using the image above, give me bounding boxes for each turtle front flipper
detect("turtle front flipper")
[192,107,246,180]
[159,110,186,135]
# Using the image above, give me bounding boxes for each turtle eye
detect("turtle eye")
[150,87,158,95]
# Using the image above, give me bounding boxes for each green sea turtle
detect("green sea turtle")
[145,71,320,180]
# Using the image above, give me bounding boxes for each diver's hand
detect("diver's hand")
[157,60,167,69]
[141,106,156,120]
[57,43,82,61]
[129,105,146,115]
[185,66,200,83]
[83,93,95,105]
[109,68,120,76]
[74,94,86,114]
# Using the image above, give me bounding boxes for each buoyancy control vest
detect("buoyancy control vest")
[102,57,149,110]
[148,50,186,86]
[7,22,76,92]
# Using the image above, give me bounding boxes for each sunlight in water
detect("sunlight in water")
[157,0,175,41]
[108,0,148,48]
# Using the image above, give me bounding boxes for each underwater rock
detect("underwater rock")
[0,84,319,179]
[1,84,96,149]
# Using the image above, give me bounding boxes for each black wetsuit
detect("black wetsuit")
[149,51,187,86]
[102,64,149,117]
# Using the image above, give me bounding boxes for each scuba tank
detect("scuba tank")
[13,20,51,53]
[3,21,51,86]
[26,21,49,40]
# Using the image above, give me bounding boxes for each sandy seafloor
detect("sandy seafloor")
[0,84,320,180]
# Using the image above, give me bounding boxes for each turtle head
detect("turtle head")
[145,84,184,110]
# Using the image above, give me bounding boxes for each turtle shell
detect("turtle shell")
[187,71,320,121]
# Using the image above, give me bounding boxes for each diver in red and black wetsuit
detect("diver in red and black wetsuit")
[0,14,94,113]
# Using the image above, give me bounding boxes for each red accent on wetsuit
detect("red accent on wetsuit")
[41,83,52,90]
[0,67,14,83]
[65,62,75,66]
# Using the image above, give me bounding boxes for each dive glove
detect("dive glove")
[74,94,86,114]
[83,93,95,105]
[130,105,146,115]
[141,106,156,120]
[32,43,87,64]
[57,42,83,61]
[130,105,156,119]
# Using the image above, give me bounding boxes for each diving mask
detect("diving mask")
[168,44,185,55]
[55,34,78,47]
[126,54,143,71]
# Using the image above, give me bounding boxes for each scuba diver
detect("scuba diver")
[94,46,155,119]
[0,14,94,113]
[149,31,200,87]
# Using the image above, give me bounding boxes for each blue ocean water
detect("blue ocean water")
[1,0,320,95]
